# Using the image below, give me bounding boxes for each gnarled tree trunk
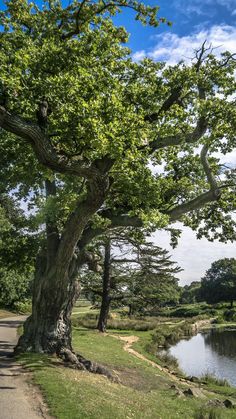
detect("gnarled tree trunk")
[15,178,115,379]
[16,251,115,379]
[16,251,79,354]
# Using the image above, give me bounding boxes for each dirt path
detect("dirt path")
[111,319,215,383]
[0,316,52,419]
[111,335,180,379]
[110,334,204,387]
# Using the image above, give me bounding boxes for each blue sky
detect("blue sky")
[113,0,236,53]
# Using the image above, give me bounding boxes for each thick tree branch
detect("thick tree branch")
[99,210,143,228]
[146,116,207,153]
[144,85,182,123]
[78,250,102,273]
[0,106,98,179]
[55,177,109,278]
[145,42,212,153]
[200,144,220,198]
[45,178,60,269]
[166,190,218,222]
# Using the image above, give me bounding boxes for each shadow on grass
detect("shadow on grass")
[17,353,61,372]
[0,319,25,328]
[73,326,136,336]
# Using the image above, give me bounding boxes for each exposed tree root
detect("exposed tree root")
[59,348,118,382]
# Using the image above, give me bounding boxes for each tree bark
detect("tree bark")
[128,304,133,317]
[97,239,112,332]
[16,250,80,354]
[16,178,109,356]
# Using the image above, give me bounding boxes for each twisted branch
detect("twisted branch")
[0,106,98,179]
[200,144,220,198]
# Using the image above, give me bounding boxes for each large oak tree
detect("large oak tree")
[0,1,235,371]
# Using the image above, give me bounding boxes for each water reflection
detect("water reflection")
[203,328,236,359]
[169,328,236,387]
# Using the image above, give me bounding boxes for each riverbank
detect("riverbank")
[17,324,236,419]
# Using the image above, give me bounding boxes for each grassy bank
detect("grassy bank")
[19,325,236,419]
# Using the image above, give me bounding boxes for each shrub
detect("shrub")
[169,307,202,317]
[223,309,236,322]
[165,304,218,318]
[211,317,224,325]
[151,320,193,348]
[13,300,32,314]
[156,351,179,369]
[0,268,32,308]
[73,314,160,331]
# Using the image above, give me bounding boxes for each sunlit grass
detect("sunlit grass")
[18,326,236,419]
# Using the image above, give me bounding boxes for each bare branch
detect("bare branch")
[194,40,211,72]
[218,53,236,68]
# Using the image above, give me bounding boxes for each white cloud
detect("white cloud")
[153,225,236,286]
[133,25,236,65]
[174,0,236,17]
[132,50,146,62]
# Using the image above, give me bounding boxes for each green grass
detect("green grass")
[200,374,231,388]
[18,327,236,419]
[19,353,199,419]
[72,306,99,316]
[72,308,182,331]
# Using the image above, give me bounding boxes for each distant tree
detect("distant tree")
[0,195,39,273]
[200,258,236,307]
[0,268,32,308]
[124,243,181,316]
[180,281,201,304]
[82,236,181,331]
[0,195,39,307]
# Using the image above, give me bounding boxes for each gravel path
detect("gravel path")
[0,316,52,419]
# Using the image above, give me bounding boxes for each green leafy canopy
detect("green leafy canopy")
[0,0,235,244]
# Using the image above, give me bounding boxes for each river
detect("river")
[168,327,236,387]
